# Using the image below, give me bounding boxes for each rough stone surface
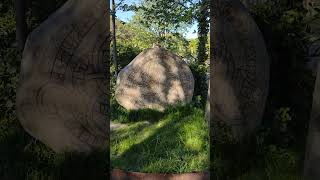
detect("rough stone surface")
[205,80,210,121]
[211,0,270,140]
[115,46,194,111]
[16,0,110,153]
[304,63,320,180]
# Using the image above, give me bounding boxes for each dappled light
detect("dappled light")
[111,105,209,173]
[115,46,194,111]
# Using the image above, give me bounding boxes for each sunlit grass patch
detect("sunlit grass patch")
[110,105,209,173]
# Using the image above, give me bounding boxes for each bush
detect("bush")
[116,43,140,70]
[189,61,208,108]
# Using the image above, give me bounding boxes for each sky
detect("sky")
[115,0,198,40]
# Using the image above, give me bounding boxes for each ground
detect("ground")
[110,104,209,173]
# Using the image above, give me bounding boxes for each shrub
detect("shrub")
[189,61,208,108]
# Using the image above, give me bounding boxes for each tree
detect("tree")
[14,0,27,53]
[122,0,210,63]
[189,38,199,59]
[196,0,209,63]
[110,0,126,77]
[111,0,118,77]
[27,0,67,30]
[128,0,195,47]
[115,16,157,68]
[115,15,194,67]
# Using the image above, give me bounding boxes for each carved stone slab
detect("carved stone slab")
[115,46,194,111]
[206,81,210,121]
[304,63,320,180]
[212,0,270,139]
[16,0,110,153]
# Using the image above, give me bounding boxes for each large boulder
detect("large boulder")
[16,0,110,153]
[115,46,194,111]
[211,0,270,140]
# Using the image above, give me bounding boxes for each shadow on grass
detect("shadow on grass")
[127,109,164,123]
[111,105,209,173]
[111,102,165,123]
[110,101,303,178]
[111,101,198,123]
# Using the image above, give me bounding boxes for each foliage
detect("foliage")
[0,48,19,120]
[212,123,302,179]
[0,0,19,120]
[162,33,191,58]
[271,107,295,146]
[196,0,210,63]
[117,19,157,50]
[115,18,157,69]
[0,1,18,119]
[251,0,315,150]
[114,16,202,67]
[122,0,210,64]
[189,61,209,108]
[189,38,199,59]
[27,0,67,30]
[304,0,320,43]
[0,0,15,53]
[126,0,195,40]
[211,1,318,179]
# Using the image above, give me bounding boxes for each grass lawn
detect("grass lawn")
[110,104,209,173]
[0,103,303,179]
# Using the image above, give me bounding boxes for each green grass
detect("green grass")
[211,131,304,180]
[0,103,304,179]
[110,104,209,173]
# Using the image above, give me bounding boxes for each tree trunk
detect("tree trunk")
[15,0,28,53]
[112,0,118,77]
